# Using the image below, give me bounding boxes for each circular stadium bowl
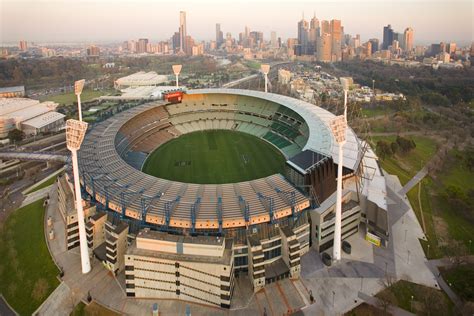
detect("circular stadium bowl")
[78,89,361,233]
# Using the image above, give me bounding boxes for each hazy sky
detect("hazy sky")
[1,0,473,45]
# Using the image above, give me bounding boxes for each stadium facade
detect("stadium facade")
[59,89,387,308]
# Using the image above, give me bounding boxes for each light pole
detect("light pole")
[330,78,349,262]
[172,64,182,88]
[261,64,270,93]
[65,79,91,274]
[74,79,85,121]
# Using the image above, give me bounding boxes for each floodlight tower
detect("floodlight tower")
[172,64,182,88]
[74,79,85,121]
[330,77,350,262]
[66,79,91,274]
[261,64,270,93]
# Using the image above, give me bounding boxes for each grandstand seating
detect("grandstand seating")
[78,99,311,232]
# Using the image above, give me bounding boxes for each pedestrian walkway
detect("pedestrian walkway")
[398,167,428,195]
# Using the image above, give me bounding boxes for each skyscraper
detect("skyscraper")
[179,11,187,53]
[216,24,224,48]
[271,31,277,48]
[19,40,28,51]
[317,32,332,62]
[297,15,309,55]
[330,19,342,61]
[403,27,414,52]
[382,24,394,50]
[137,38,148,53]
[308,14,320,55]
[369,38,379,54]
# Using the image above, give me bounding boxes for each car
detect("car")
[322,252,332,266]
[342,240,352,254]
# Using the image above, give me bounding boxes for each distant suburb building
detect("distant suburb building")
[0,98,65,138]
[114,71,169,89]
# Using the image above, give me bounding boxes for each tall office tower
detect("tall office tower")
[216,24,224,48]
[308,14,319,54]
[185,36,194,55]
[446,42,456,54]
[353,34,361,49]
[317,32,332,62]
[364,41,372,57]
[382,24,394,50]
[404,27,414,52]
[179,11,187,53]
[320,20,330,35]
[86,45,100,56]
[330,20,342,61]
[297,15,309,55]
[172,32,180,53]
[271,31,277,48]
[369,38,379,54]
[19,40,28,51]
[137,38,149,53]
[287,38,298,57]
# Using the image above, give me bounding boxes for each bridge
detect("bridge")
[0,151,69,163]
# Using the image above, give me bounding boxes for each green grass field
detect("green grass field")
[25,176,57,194]
[0,199,60,315]
[142,130,286,184]
[40,89,112,106]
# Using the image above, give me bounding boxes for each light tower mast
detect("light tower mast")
[66,79,90,274]
[330,77,349,261]
[172,64,182,88]
[260,64,270,93]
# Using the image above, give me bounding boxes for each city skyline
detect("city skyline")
[1,0,472,45]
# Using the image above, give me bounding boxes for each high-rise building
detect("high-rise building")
[137,38,148,53]
[216,23,224,48]
[403,27,414,52]
[330,20,342,61]
[86,45,100,57]
[308,14,319,55]
[271,31,277,48]
[297,15,309,55]
[369,38,379,54]
[19,40,28,51]
[446,42,456,54]
[320,20,330,35]
[179,11,187,53]
[172,32,180,53]
[317,32,332,62]
[382,24,394,50]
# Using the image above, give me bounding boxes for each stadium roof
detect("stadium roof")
[188,89,386,211]
[0,98,58,122]
[115,71,169,88]
[0,86,25,94]
[21,111,65,129]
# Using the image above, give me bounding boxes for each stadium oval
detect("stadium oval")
[78,88,385,232]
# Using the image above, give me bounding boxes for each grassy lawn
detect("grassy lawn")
[25,176,58,194]
[440,264,474,302]
[371,135,438,185]
[345,303,385,316]
[376,280,454,315]
[361,106,392,118]
[427,150,474,257]
[142,130,286,184]
[245,60,262,70]
[0,199,60,315]
[71,301,121,316]
[40,89,110,106]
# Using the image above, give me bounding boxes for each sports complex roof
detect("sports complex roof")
[78,88,386,232]
[115,71,169,88]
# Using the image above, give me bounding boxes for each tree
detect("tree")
[376,140,393,159]
[7,128,25,142]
